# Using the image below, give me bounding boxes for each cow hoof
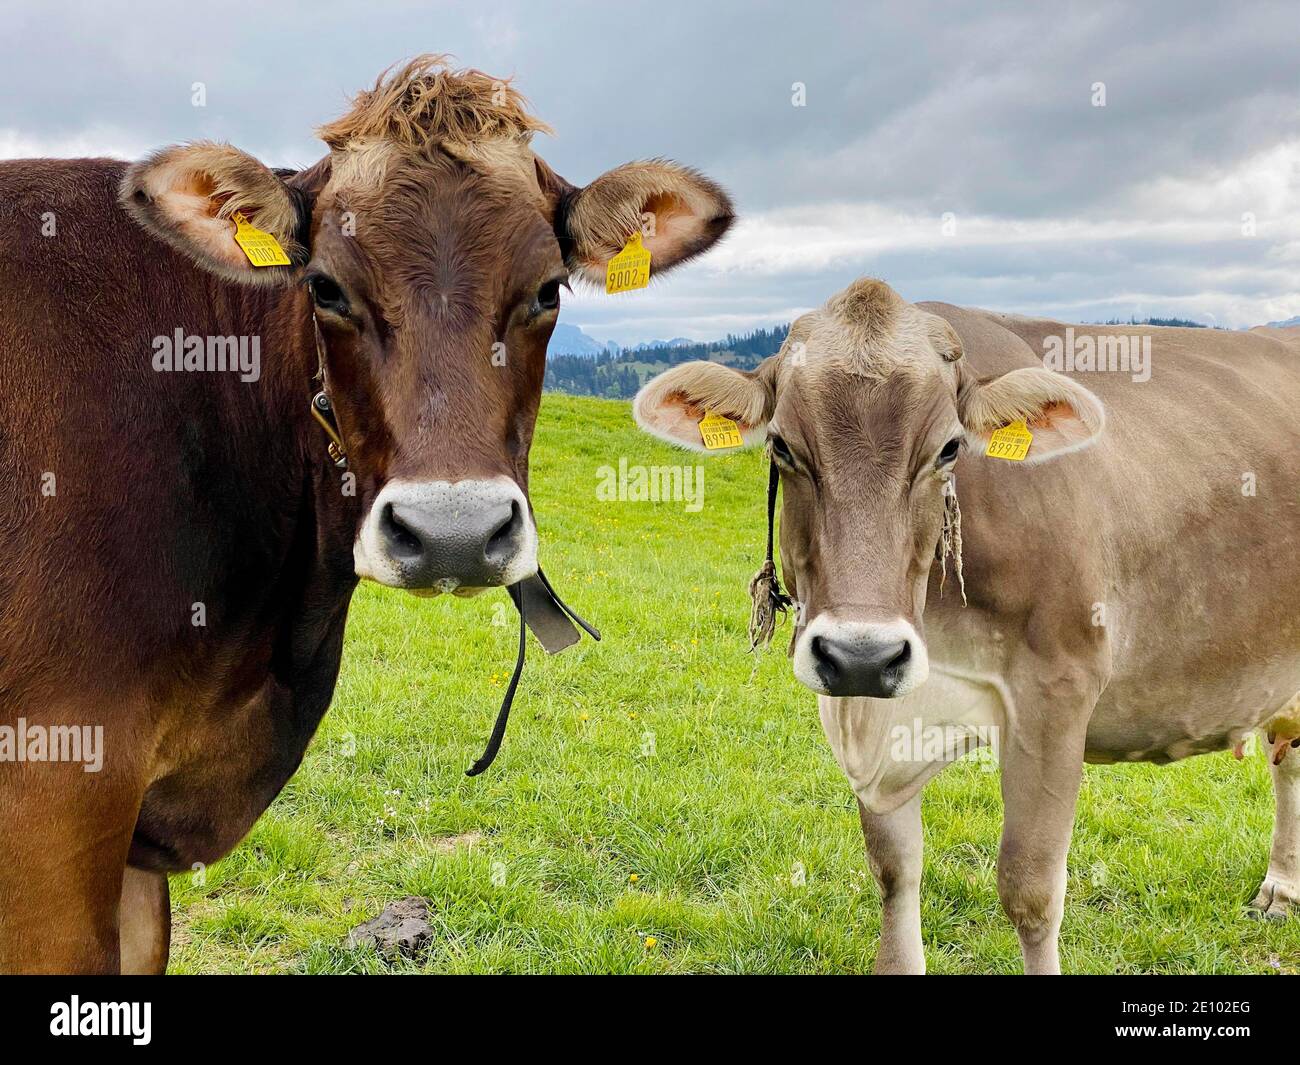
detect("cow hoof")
[1246,879,1293,922]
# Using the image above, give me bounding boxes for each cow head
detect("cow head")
[120,56,733,595]
[634,278,1104,697]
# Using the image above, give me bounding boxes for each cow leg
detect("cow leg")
[1248,747,1300,921]
[0,863,123,973]
[120,867,170,974]
[996,669,1093,975]
[998,754,1084,973]
[0,750,145,974]
[0,800,131,973]
[859,793,925,974]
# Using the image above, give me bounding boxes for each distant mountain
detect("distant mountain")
[547,322,700,358]
[627,337,694,351]
[1264,315,1300,328]
[546,322,615,357]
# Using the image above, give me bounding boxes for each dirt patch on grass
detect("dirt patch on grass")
[430,830,483,853]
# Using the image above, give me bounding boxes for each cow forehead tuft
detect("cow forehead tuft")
[827,277,903,344]
[315,56,551,204]
[781,280,955,382]
[317,54,552,154]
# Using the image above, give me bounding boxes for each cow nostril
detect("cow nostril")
[810,635,839,676]
[484,500,524,564]
[886,641,911,672]
[382,503,423,559]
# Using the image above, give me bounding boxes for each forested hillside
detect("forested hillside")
[543,317,1216,399]
[544,326,789,398]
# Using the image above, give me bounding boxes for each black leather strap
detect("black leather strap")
[765,460,780,566]
[465,584,529,777]
[465,568,600,777]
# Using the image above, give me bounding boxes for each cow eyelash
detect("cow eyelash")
[530,278,566,319]
[536,280,562,311]
[769,434,796,468]
[307,274,349,317]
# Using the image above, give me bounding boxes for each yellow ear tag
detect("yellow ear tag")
[699,410,745,450]
[985,419,1033,461]
[231,211,291,267]
[605,231,652,294]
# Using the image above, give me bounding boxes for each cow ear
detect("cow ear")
[555,160,734,287]
[634,360,772,453]
[960,366,1105,463]
[119,142,307,285]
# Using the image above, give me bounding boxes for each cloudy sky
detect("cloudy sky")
[5,1,1299,342]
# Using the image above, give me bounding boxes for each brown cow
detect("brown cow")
[635,278,1300,973]
[0,56,733,973]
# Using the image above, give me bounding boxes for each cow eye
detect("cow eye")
[769,434,796,468]
[535,279,562,312]
[308,274,348,316]
[937,437,962,466]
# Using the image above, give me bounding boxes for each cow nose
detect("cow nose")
[382,498,525,584]
[807,631,915,698]
[356,478,538,591]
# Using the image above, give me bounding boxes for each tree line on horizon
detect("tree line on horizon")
[544,325,790,399]
[542,317,1210,400]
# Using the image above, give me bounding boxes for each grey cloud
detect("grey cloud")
[3,1,1298,340]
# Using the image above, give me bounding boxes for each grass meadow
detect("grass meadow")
[169,393,1296,974]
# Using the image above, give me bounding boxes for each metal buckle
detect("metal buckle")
[310,390,348,469]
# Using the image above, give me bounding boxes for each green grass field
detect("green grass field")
[169,394,1297,974]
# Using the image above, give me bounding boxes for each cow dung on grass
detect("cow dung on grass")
[346,897,435,959]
